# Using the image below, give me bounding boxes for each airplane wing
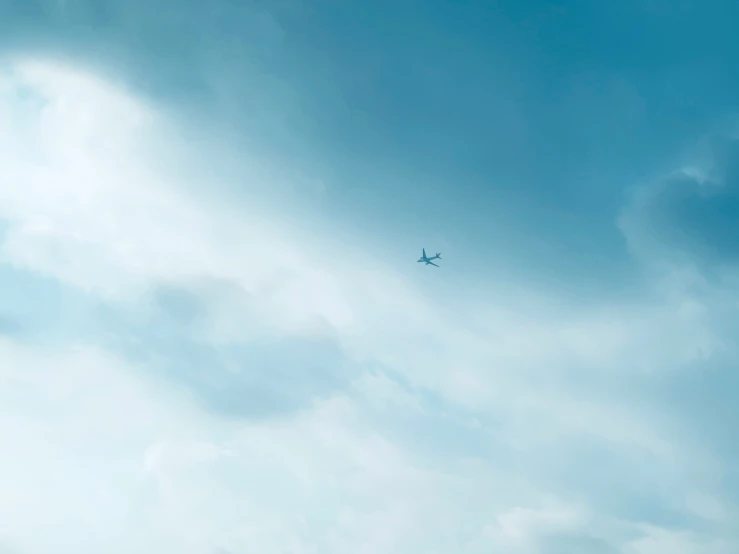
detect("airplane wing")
[427,261,439,267]
[422,248,427,258]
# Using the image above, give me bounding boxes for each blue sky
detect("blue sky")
[1,1,739,553]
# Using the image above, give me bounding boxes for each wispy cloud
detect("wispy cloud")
[0,56,738,554]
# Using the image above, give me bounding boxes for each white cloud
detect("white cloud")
[625,526,739,554]
[484,502,587,548]
[0,337,207,554]
[0,58,737,553]
[0,335,547,554]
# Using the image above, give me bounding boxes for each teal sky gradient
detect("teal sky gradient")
[1,1,739,553]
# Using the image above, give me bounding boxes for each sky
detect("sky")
[1,0,739,553]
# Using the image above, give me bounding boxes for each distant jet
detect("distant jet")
[417,248,441,267]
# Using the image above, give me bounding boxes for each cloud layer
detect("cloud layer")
[1,53,738,554]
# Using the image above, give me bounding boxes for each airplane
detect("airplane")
[417,248,441,267]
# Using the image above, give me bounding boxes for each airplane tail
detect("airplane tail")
[436,253,441,259]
